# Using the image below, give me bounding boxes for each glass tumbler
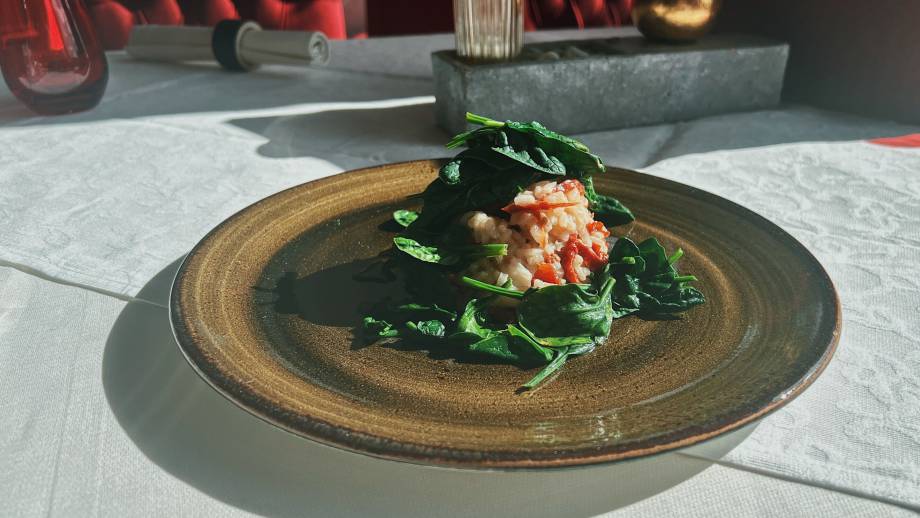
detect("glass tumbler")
[0,0,108,115]
[453,0,523,62]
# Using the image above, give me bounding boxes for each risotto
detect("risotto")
[463,178,611,291]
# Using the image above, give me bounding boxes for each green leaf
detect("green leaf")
[450,299,543,362]
[392,209,419,228]
[608,237,705,317]
[506,324,554,361]
[668,248,684,265]
[517,276,615,342]
[438,159,463,184]
[503,120,603,175]
[394,303,457,321]
[446,125,502,149]
[487,132,568,176]
[611,236,642,259]
[453,243,508,260]
[393,236,442,264]
[362,316,399,338]
[412,162,538,233]
[522,347,571,389]
[637,238,672,275]
[520,339,598,390]
[460,276,525,299]
[466,112,506,128]
[453,298,491,336]
[582,176,635,226]
[393,237,506,266]
[529,332,596,348]
[406,319,446,338]
[447,139,567,178]
[466,333,520,361]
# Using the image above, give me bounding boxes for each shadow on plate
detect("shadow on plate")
[259,257,529,365]
[102,258,755,518]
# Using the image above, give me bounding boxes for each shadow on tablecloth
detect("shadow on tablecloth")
[0,57,436,127]
[101,258,755,518]
[228,101,451,166]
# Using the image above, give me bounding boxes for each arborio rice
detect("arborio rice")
[464,178,610,292]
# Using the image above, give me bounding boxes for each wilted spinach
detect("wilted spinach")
[609,237,706,318]
[360,113,703,390]
[392,236,508,266]
[424,112,634,233]
[392,209,418,228]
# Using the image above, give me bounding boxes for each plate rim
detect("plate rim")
[169,159,841,469]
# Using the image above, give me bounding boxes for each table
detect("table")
[1,28,918,517]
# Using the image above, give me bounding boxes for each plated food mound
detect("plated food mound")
[465,178,610,291]
[362,113,705,390]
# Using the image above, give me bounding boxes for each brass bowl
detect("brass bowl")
[632,0,722,42]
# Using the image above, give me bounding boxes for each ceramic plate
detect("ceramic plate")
[170,160,840,469]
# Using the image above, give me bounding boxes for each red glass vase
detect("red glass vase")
[0,0,108,115]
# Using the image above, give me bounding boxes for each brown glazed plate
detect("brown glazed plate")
[170,160,840,469]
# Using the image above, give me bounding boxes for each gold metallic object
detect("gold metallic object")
[632,0,722,42]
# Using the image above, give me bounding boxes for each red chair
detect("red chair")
[85,0,631,50]
[366,0,633,36]
[86,0,347,49]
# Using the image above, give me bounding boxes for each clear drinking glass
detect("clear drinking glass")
[454,0,523,62]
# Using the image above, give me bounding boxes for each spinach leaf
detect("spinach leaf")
[608,237,705,317]
[406,319,447,338]
[466,333,519,360]
[453,244,509,261]
[581,176,635,226]
[522,341,597,390]
[451,298,493,338]
[448,299,550,362]
[393,237,442,264]
[453,113,603,174]
[517,275,615,343]
[439,159,463,184]
[446,113,596,179]
[485,132,568,176]
[445,113,504,149]
[393,209,419,228]
[415,163,539,232]
[394,303,457,321]
[503,120,604,176]
[445,136,568,178]
[362,316,399,338]
[363,314,450,340]
[523,347,571,389]
[505,324,555,361]
[393,237,507,266]
[460,276,525,299]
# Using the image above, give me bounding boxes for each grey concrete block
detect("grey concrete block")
[433,35,789,135]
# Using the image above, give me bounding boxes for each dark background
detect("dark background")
[716,1,920,124]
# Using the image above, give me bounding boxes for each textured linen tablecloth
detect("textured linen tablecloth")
[2,28,919,517]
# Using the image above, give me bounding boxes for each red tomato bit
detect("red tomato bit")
[560,234,581,283]
[502,201,578,214]
[576,239,608,270]
[533,262,561,285]
[586,221,610,237]
[557,179,586,195]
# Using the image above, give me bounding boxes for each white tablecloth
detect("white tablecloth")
[2,28,919,517]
